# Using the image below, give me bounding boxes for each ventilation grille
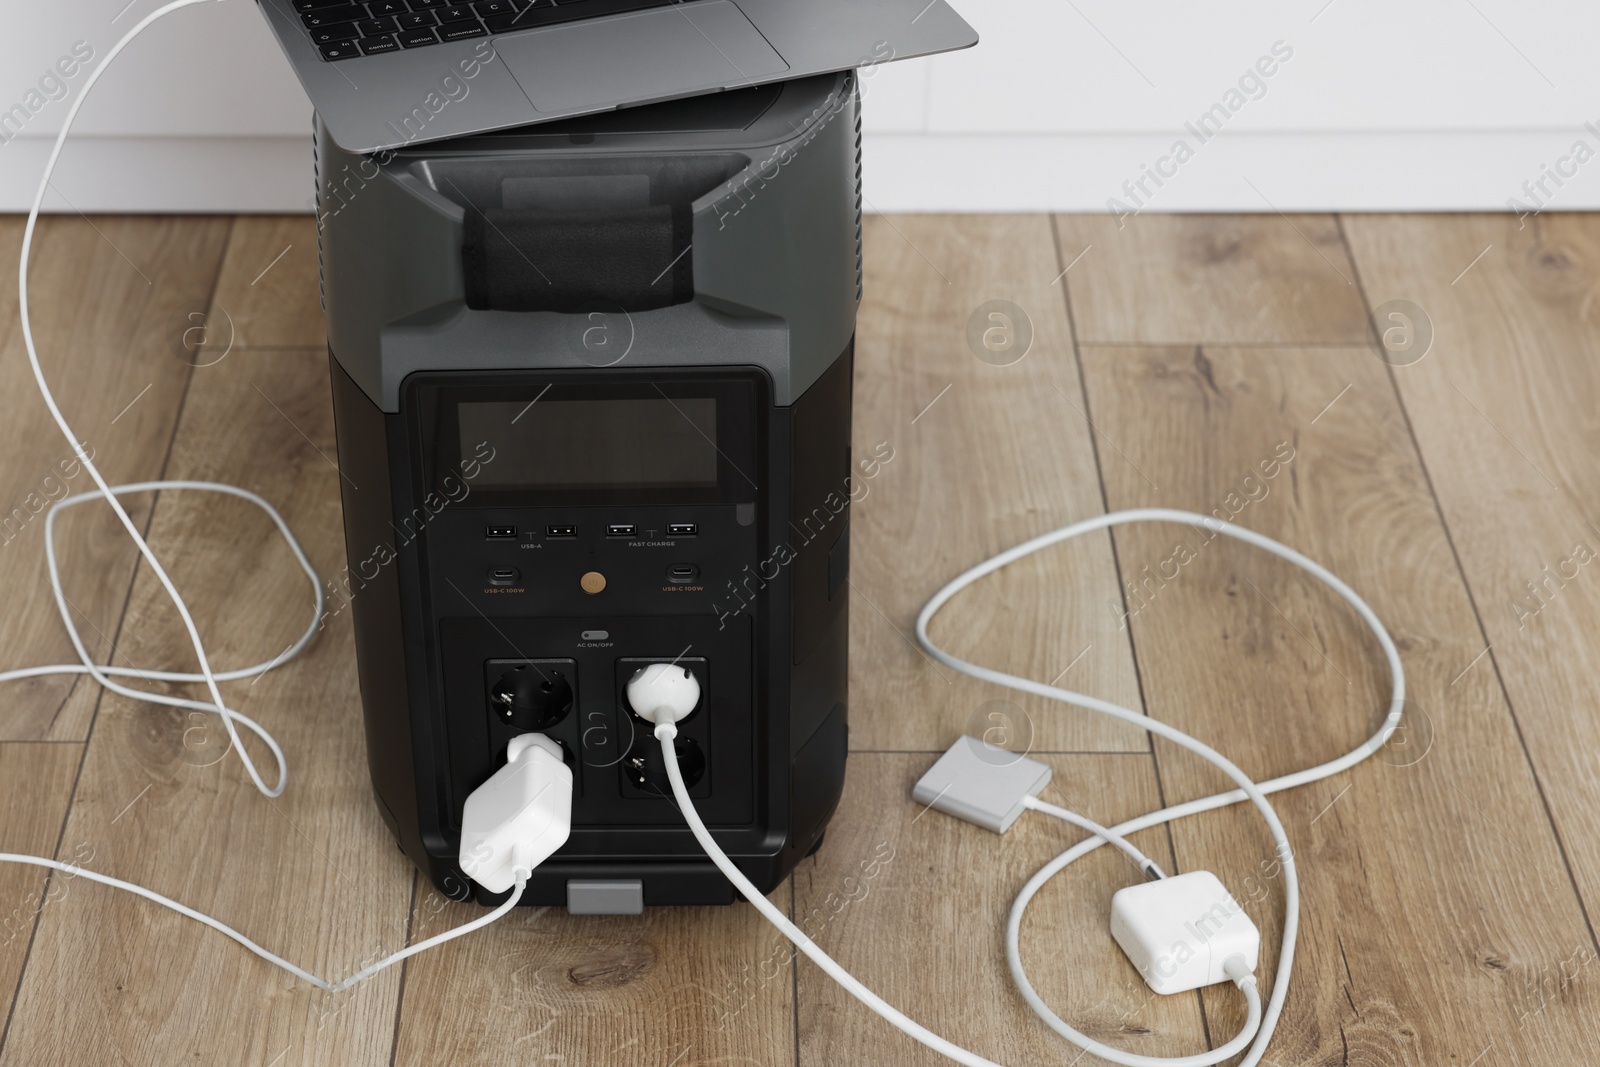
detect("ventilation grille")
[312,116,327,317]
[852,78,863,303]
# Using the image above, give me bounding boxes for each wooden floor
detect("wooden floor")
[0,211,1597,1066]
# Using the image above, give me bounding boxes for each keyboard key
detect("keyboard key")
[438,5,477,22]
[397,11,438,27]
[439,22,488,40]
[368,0,407,12]
[356,16,397,33]
[398,28,440,46]
[295,0,354,10]
[310,23,361,43]
[302,7,365,28]
[319,41,362,59]
[485,11,529,30]
[407,0,446,8]
[487,5,568,29]
[473,0,517,14]
[357,34,401,53]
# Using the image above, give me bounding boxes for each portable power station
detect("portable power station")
[318,72,860,909]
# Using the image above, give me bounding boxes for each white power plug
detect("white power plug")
[625,662,701,725]
[458,733,573,893]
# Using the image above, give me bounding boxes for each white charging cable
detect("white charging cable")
[0,0,545,994]
[0,480,322,789]
[17,0,287,797]
[1020,795,1166,881]
[656,508,1404,1067]
[922,509,1403,1067]
[654,718,1012,1067]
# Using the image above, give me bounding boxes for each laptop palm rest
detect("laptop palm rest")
[497,2,790,114]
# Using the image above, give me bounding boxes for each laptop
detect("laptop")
[256,0,977,153]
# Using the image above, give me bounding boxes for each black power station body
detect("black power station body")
[317,74,861,908]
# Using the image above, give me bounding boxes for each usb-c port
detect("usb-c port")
[666,563,700,583]
[488,567,519,586]
[607,523,637,538]
[666,522,697,536]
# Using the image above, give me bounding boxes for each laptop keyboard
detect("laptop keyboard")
[296,0,679,61]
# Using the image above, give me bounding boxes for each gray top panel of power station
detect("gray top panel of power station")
[317,72,862,412]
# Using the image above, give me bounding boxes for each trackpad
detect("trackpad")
[499,1,789,113]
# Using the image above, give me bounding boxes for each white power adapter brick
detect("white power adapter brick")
[1110,870,1260,995]
[459,733,573,893]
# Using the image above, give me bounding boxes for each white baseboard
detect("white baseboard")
[862,130,1600,214]
[3,130,1597,215]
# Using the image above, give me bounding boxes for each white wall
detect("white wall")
[4,0,1600,213]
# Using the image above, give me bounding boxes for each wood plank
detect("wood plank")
[0,744,80,1039]
[0,215,231,741]
[852,215,1145,753]
[0,347,413,1067]
[1055,213,1371,344]
[394,879,796,1065]
[1076,338,1600,1063]
[1343,212,1600,944]
[795,752,1208,1065]
[207,216,325,349]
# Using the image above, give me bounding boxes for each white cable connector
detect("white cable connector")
[459,734,574,894]
[625,662,701,725]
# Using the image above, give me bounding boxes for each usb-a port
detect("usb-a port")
[666,522,697,536]
[606,523,637,538]
[485,525,516,540]
[546,524,577,538]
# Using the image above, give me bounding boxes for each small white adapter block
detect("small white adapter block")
[459,733,573,893]
[1110,870,1260,994]
[912,736,1052,833]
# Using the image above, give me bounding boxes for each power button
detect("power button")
[580,571,607,595]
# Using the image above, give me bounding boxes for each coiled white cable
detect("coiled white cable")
[1,0,528,994]
[919,508,1404,1066]
[17,0,286,798]
[660,508,1404,1067]
[0,480,324,789]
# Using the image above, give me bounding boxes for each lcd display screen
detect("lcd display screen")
[458,397,719,490]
